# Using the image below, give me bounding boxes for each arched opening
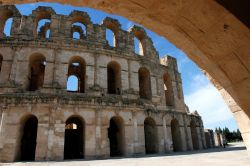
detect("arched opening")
[107,61,121,94]
[67,75,79,92]
[190,120,199,150]
[28,54,46,91]
[171,119,182,152]
[0,8,15,37]
[102,17,119,47]
[33,8,53,37]
[3,17,13,37]
[134,37,143,55]
[138,67,152,100]
[37,19,51,38]
[19,115,38,161]
[0,54,3,73]
[106,28,116,47]
[67,56,86,93]
[144,117,158,154]
[64,116,85,159]
[108,116,125,157]
[71,22,86,40]
[10,0,250,152]
[73,31,80,40]
[163,73,174,106]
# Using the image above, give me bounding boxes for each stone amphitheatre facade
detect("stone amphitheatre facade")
[1,0,250,156]
[0,5,208,161]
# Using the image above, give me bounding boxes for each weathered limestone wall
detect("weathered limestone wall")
[0,5,206,162]
[0,95,205,162]
[2,0,249,154]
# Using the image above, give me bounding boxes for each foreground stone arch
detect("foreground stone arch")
[2,0,250,152]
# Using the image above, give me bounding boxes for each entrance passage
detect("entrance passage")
[138,67,152,100]
[67,56,86,93]
[190,120,199,150]
[144,117,158,154]
[107,61,121,94]
[28,54,46,91]
[20,115,38,161]
[108,116,125,157]
[171,119,182,152]
[64,116,84,159]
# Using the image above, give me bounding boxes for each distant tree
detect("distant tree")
[215,128,218,133]
[218,127,222,134]
[215,127,243,142]
[236,129,243,141]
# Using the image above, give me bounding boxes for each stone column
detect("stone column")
[93,54,98,86]
[165,125,173,152]
[127,59,131,89]
[43,57,54,91]
[196,126,203,150]
[199,122,206,149]
[99,111,109,158]
[132,115,139,153]
[124,123,134,156]
[180,125,187,151]
[187,126,193,150]
[0,107,17,162]
[46,106,65,161]
[157,125,165,153]
[85,124,96,159]
[35,120,49,160]
[184,116,193,150]
[53,49,67,90]
[95,109,103,158]
[0,107,5,150]
[135,117,145,155]
[220,89,250,155]
[9,48,18,85]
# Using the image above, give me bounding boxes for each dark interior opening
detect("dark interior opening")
[29,54,46,91]
[171,119,182,152]
[20,116,38,161]
[108,117,124,157]
[144,117,158,154]
[64,117,84,159]
[107,61,121,95]
[138,67,152,100]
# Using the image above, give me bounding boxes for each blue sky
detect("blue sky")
[4,2,239,131]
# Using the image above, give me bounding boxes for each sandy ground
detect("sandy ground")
[1,142,249,166]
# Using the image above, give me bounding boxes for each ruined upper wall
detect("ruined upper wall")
[0,5,160,62]
[0,5,186,113]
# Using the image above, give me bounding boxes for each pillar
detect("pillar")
[220,88,250,155]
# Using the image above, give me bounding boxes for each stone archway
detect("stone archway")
[19,115,38,161]
[171,118,183,152]
[107,61,121,95]
[28,53,46,91]
[3,0,250,151]
[64,116,85,159]
[144,117,158,154]
[108,116,125,157]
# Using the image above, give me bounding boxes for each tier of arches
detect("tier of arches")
[3,52,176,105]
[14,114,201,161]
[0,6,155,57]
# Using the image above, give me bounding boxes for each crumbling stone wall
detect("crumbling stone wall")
[0,5,206,162]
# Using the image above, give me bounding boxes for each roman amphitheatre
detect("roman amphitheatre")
[0,0,249,164]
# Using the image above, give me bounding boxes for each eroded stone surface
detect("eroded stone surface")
[1,1,249,152]
[0,5,211,162]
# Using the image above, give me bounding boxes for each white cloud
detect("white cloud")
[184,74,237,130]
